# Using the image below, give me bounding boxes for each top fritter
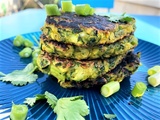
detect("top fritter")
[41,12,136,46]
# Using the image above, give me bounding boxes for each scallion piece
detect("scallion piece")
[32,49,40,58]
[131,82,147,97]
[13,35,24,47]
[101,81,120,97]
[19,47,32,58]
[61,1,73,12]
[89,8,95,15]
[148,72,160,87]
[75,4,94,16]
[24,39,33,47]
[10,103,28,120]
[45,4,61,16]
[147,65,160,76]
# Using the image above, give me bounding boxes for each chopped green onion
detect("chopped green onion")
[101,81,120,97]
[89,8,95,15]
[148,65,160,76]
[75,4,94,16]
[45,4,61,16]
[32,49,40,58]
[10,103,28,120]
[131,82,147,97]
[148,72,160,87]
[32,49,40,66]
[32,57,38,66]
[61,1,73,12]
[13,35,24,47]
[19,47,32,58]
[24,39,33,47]
[131,37,138,46]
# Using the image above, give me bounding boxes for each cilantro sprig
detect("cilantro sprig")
[0,63,38,86]
[108,12,133,23]
[0,35,41,86]
[54,96,89,120]
[24,91,89,120]
[45,91,58,109]
[24,94,45,107]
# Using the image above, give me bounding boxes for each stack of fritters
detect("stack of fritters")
[37,13,140,88]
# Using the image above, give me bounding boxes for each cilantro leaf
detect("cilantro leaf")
[108,13,133,23]
[24,94,45,107]
[45,91,58,109]
[108,14,121,22]
[23,92,90,120]
[0,72,6,76]
[0,63,38,86]
[24,91,57,107]
[54,96,89,120]
[104,114,116,119]
[120,16,133,23]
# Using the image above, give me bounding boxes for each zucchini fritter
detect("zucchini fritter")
[38,11,140,89]
[60,52,140,88]
[41,13,136,46]
[41,35,138,60]
[37,51,126,82]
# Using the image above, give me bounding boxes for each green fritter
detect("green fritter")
[37,51,126,83]
[57,52,140,88]
[40,35,138,60]
[41,12,136,46]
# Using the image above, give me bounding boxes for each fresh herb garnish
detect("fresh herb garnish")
[0,35,41,86]
[120,16,133,23]
[24,92,89,120]
[108,13,133,23]
[0,63,38,86]
[54,96,89,120]
[24,91,58,107]
[45,91,58,109]
[24,94,45,107]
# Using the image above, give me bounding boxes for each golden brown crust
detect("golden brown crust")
[60,52,140,88]
[40,34,138,60]
[37,50,126,82]
[46,13,135,31]
[42,13,136,46]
